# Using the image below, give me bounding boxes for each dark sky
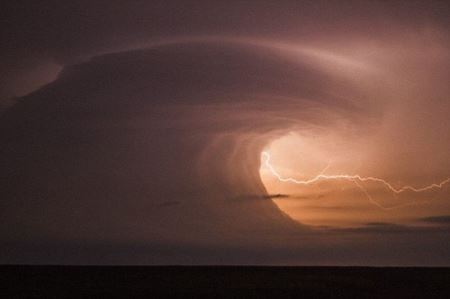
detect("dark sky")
[1,1,450,265]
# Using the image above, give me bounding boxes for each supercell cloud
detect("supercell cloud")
[1,1,450,265]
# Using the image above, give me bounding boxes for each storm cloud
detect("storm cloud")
[1,1,450,265]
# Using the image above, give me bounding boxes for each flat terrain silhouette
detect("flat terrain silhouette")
[2,265,450,298]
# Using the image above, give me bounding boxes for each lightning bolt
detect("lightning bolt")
[261,151,450,210]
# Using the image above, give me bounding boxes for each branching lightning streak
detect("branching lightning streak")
[262,151,450,209]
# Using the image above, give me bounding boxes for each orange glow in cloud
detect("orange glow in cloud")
[260,133,450,228]
[262,151,450,209]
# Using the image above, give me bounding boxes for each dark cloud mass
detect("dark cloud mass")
[1,1,450,265]
[420,216,450,225]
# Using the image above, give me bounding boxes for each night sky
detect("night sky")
[1,1,450,265]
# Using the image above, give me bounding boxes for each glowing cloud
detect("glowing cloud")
[262,151,450,210]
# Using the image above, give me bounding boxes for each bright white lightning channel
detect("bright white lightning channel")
[262,151,450,210]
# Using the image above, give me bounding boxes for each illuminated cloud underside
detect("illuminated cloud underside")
[262,151,450,210]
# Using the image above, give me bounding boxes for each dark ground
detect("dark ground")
[1,265,450,298]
